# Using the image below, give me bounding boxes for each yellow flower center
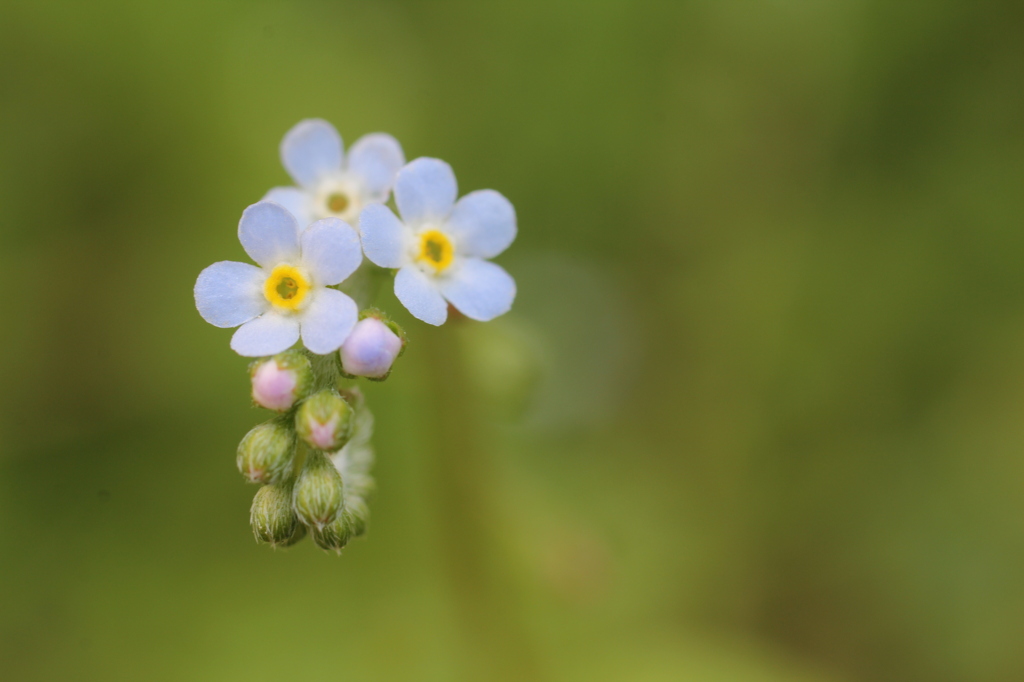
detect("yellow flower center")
[417,230,454,273]
[264,264,310,311]
[326,192,349,214]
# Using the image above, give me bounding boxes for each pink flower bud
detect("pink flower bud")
[340,317,404,379]
[295,390,353,451]
[250,351,313,412]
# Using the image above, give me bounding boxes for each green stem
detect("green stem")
[422,321,544,681]
[336,260,390,311]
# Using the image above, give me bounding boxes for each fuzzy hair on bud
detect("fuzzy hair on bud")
[339,312,406,380]
[237,418,297,485]
[250,350,313,412]
[251,482,305,548]
[312,497,369,554]
[292,449,345,530]
[311,512,353,554]
[295,389,353,451]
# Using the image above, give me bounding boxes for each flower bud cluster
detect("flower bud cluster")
[239,351,376,554]
[315,399,375,554]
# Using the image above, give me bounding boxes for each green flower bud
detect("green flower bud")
[312,498,369,554]
[237,417,297,485]
[250,482,305,548]
[249,350,314,412]
[311,513,352,554]
[292,449,345,529]
[294,389,353,451]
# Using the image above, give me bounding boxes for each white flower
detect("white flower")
[195,201,362,356]
[359,158,517,325]
[263,119,405,229]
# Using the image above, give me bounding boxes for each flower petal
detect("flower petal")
[299,287,358,354]
[447,189,517,259]
[280,119,343,189]
[347,133,405,201]
[439,259,515,322]
[231,312,300,357]
[395,265,448,325]
[359,204,410,268]
[263,186,313,228]
[300,218,362,286]
[238,201,301,267]
[394,157,457,225]
[194,261,268,328]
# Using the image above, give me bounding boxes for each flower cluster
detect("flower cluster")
[194,120,517,554]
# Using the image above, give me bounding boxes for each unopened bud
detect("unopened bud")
[339,312,406,380]
[250,350,313,411]
[237,417,297,484]
[312,497,369,554]
[292,449,345,529]
[295,389,353,451]
[312,512,353,554]
[250,482,305,548]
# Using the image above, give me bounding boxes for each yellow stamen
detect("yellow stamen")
[264,264,310,311]
[417,230,454,273]
[326,192,349,214]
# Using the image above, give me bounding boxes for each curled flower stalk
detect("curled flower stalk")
[193,119,517,555]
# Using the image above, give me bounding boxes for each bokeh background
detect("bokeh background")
[2,1,1024,680]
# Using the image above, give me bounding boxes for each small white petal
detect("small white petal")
[238,201,301,267]
[359,204,410,268]
[281,119,344,189]
[447,189,517,259]
[299,287,359,354]
[395,265,448,325]
[300,218,362,286]
[231,312,300,357]
[395,157,457,225]
[439,259,515,322]
[347,133,405,201]
[263,186,313,228]
[194,261,267,328]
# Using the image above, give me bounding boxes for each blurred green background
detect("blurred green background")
[2,1,1024,680]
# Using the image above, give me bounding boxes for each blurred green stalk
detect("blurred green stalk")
[424,320,544,681]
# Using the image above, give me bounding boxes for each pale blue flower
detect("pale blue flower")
[263,119,405,229]
[195,201,362,356]
[359,158,516,325]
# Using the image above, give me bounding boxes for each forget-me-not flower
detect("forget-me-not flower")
[195,201,362,356]
[359,158,516,325]
[263,119,405,229]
